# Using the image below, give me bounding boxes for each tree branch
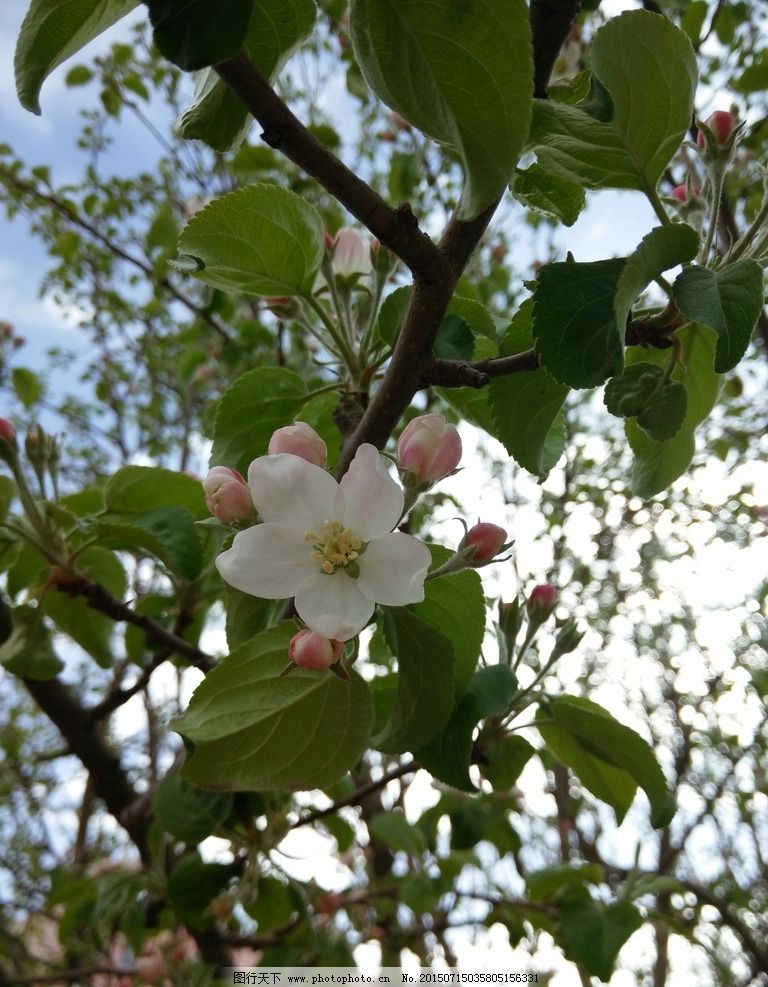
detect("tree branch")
[214,56,446,281]
[53,574,214,671]
[428,348,540,388]
[22,675,150,862]
[292,758,417,829]
[0,167,232,343]
[529,0,584,98]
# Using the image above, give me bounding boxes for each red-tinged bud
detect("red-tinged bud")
[371,238,397,278]
[379,129,397,142]
[396,414,462,487]
[0,418,15,444]
[671,185,688,202]
[697,110,737,148]
[268,422,327,467]
[527,583,558,619]
[203,466,254,524]
[192,364,214,384]
[0,323,12,338]
[288,629,343,670]
[463,522,508,564]
[323,228,334,251]
[316,891,344,915]
[135,953,166,984]
[490,243,507,263]
[264,295,292,316]
[13,337,25,349]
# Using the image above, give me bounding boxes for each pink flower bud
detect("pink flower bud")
[396,414,462,486]
[332,227,372,279]
[464,522,507,564]
[697,110,737,148]
[289,629,343,670]
[203,466,254,524]
[268,422,327,467]
[527,583,558,618]
[671,185,688,202]
[0,418,15,443]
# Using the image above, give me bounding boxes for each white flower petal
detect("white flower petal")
[216,522,313,598]
[335,443,403,540]
[356,532,432,606]
[248,453,337,529]
[294,570,375,641]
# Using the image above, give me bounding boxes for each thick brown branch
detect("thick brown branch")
[53,575,214,671]
[530,0,584,98]
[428,348,540,388]
[0,168,231,342]
[214,55,445,281]
[22,676,150,861]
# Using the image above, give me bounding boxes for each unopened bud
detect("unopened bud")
[371,238,397,278]
[288,629,343,670]
[0,418,16,444]
[203,466,254,524]
[527,583,558,620]
[332,227,372,280]
[463,522,508,564]
[552,617,585,657]
[697,110,737,148]
[396,414,462,487]
[268,422,327,467]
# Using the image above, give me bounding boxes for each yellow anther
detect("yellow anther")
[309,518,365,574]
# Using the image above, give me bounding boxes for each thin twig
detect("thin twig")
[293,759,418,828]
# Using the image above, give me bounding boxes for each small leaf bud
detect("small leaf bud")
[288,629,344,670]
[396,414,462,487]
[203,466,254,524]
[552,617,585,657]
[268,422,327,467]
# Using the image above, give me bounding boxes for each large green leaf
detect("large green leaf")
[153,773,234,843]
[177,185,325,296]
[14,0,139,113]
[147,0,253,71]
[417,664,518,791]
[529,10,696,193]
[558,890,643,981]
[538,718,638,825]
[166,852,232,930]
[0,605,63,680]
[94,508,204,580]
[489,301,569,478]
[533,258,626,388]
[672,260,764,373]
[511,164,585,226]
[547,695,675,828]
[210,366,308,474]
[176,624,373,791]
[374,608,455,754]
[104,465,207,518]
[626,323,721,498]
[175,0,316,151]
[350,0,533,219]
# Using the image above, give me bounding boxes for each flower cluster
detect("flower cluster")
[205,416,510,668]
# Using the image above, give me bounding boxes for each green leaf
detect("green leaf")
[548,695,675,828]
[177,185,324,296]
[538,717,638,824]
[375,608,455,754]
[614,224,700,333]
[225,585,279,650]
[511,164,585,226]
[412,553,485,697]
[369,810,427,855]
[350,0,533,219]
[14,0,139,113]
[528,10,696,192]
[153,773,234,843]
[176,624,374,791]
[559,893,643,982]
[434,315,474,361]
[605,363,688,441]
[147,0,253,71]
[672,260,764,373]
[417,664,517,791]
[482,735,535,791]
[626,324,721,497]
[526,862,604,902]
[211,366,308,474]
[166,852,231,930]
[489,301,569,478]
[533,258,626,388]
[0,605,63,680]
[378,289,496,349]
[246,876,299,931]
[41,547,126,667]
[95,507,204,580]
[175,0,316,152]
[104,465,207,518]
[11,367,43,407]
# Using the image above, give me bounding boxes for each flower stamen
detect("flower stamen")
[308,519,364,575]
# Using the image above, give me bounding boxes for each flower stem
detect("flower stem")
[302,293,359,374]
